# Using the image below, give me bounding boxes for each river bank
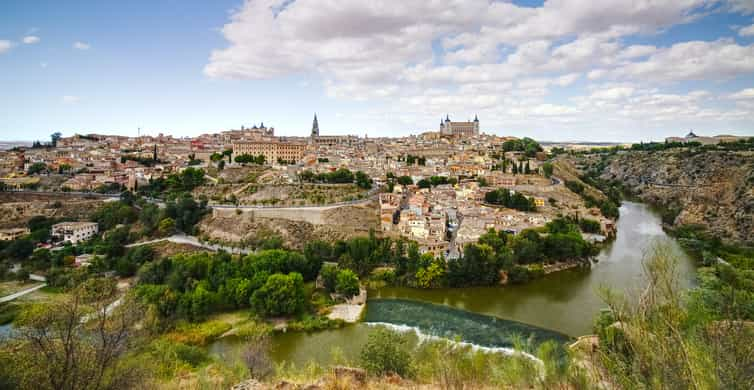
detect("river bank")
[203,201,696,372]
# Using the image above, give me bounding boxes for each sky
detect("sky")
[2,0,754,143]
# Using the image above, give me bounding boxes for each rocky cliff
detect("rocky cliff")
[599,150,754,244]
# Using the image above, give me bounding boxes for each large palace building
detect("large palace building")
[439,115,480,137]
[232,140,307,163]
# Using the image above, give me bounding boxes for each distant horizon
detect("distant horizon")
[1,127,751,146]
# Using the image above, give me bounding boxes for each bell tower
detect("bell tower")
[311,114,320,137]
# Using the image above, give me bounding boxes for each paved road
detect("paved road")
[0,283,47,304]
[126,233,254,255]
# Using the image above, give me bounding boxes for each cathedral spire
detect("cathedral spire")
[311,113,319,137]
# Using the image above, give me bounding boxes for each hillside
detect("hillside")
[598,149,754,244]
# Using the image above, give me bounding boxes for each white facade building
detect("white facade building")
[51,222,99,244]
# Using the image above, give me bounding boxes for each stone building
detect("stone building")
[440,115,479,137]
[51,222,99,244]
[232,140,307,163]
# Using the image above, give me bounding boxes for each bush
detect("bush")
[335,269,360,298]
[578,218,601,234]
[360,328,414,377]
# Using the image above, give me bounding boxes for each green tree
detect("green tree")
[360,328,414,377]
[335,269,360,298]
[448,243,501,287]
[397,176,413,186]
[417,179,431,189]
[416,257,447,288]
[541,162,554,178]
[355,171,372,189]
[27,162,48,175]
[50,132,62,147]
[251,273,306,317]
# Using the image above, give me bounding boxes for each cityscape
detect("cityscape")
[1,1,754,389]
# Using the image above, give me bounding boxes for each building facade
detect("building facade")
[0,228,30,241]
[232,140,307,163]
[51,222,99,244]
[440,115,480,137]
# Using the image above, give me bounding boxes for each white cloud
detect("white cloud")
[739,24,754,36]
[730,88,754,99]
[611,39,754,82]
[73,41,90,50]
[202,0,754,140]
[0,40,12,54]
[22,36,40,44]
[62,95,80,104]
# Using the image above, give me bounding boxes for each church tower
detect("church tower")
[311,114,320,137]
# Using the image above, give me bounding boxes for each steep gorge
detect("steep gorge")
[597,150,754,244]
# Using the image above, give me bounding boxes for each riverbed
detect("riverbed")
[210,201,697,368]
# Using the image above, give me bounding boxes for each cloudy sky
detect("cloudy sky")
[2,0,754,142]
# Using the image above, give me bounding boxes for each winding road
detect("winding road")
[0,283,47,304]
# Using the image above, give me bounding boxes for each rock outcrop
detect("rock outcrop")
[599,150,754,243]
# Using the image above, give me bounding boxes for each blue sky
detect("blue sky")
[2,0,754,142]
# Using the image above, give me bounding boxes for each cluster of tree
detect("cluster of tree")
[484,188,537,211]
[402,154,426,166]
[416,175,457,189]
[298,168,372,189]
[389,218,592,289]
[210,149,234,165]
[137,167,206,198]
[234,154,266,165]
[502,137,543,157]
[134,248,324,321]
[120,155,162,167]
[320,264,360,298]
[26,162,48,175]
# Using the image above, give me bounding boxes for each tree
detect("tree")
[355,171,372,189]
[335,269,360,298]
[541,162,554,178]
[448,243,501,287]
[320,263,339,293]
[3,238,34,260]
[165,195,208,234]
[417,179,431,189]
[416,257,447,288]
[251,272,306,317]
[222,149,233,163]
[158,217,176,236]
[50,132,62,147]
[397,176,413,186]
[27,162,48,175]
[6,278,147,390]
[360,328,414,377]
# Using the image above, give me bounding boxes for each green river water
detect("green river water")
[209,201,697,368]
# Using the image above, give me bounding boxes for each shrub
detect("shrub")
[360,328,414,378]
[335,269,360,298]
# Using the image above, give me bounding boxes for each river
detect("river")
[210,201,697,368]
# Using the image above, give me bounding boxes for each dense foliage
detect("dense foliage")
[502,137,543,157]
[298,168,372,189]
[484,188,537,211]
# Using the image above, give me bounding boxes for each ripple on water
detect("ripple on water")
[365,298,570,350]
